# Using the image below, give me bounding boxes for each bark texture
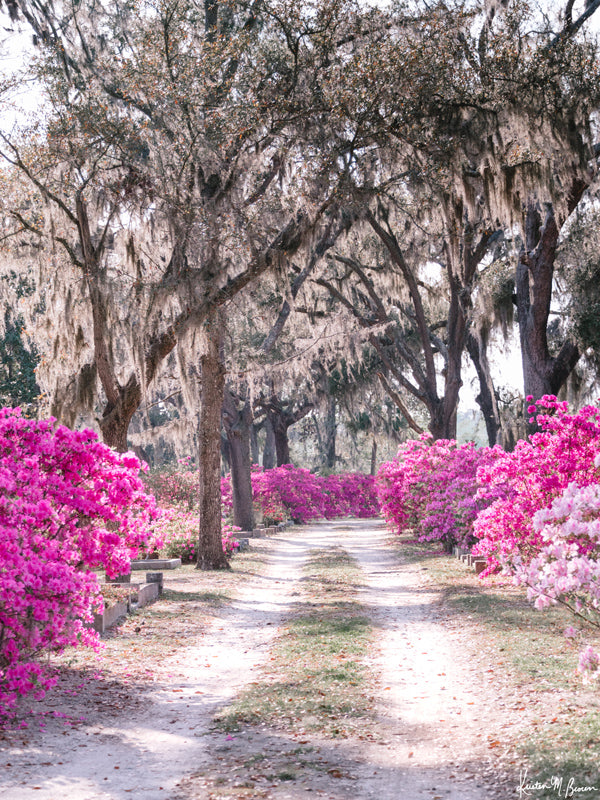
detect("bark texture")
[466,329,502,447]
[516,198,582,405]
[223,386,254,532]
[262,417,276,469]
[197,309,229,570]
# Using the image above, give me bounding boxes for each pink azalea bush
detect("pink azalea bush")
[472,396,600,573]
[515,480,600,617]
[149,464,378,556]
[251,465,379,524]
[514,476,600,681]
[252,465,326,523]
[376,397,600,680]
[377,435,499,551]
[0,409,158,718]
[146,468,239,559]
[143,465,198,510]
[320,472,380,519]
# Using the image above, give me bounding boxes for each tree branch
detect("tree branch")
[377,371,424,435]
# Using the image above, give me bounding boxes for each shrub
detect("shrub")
[251,465,380,524]
[514,477,600,681]
[252,465,326,524]
[320,472,380,519]
[144,468,238,556]
[143,466,198,510]
[377,435,499,551]
[157,508,239,561]
[0,409,157,718]
[473,396,600,573]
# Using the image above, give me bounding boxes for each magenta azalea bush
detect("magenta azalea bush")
[378,396,600,680]
[251,465,379,524]
[252,465,326,523]
[0,409,158,718]
[320,472,380,519]
[472,396,600,573]
[377,435,500,551]
[149,464,378,553]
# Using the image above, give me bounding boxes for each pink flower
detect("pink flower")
[0,408,157,719]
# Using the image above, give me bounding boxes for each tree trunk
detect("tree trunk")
[97,373,142,452]
[466,330,502,447]
[263,417,276,469]
[220,434,231,474]
[370,437,377,476]
[197,309,229,570]
[271,413,291,466]
[250,423,260,466]
[223,387,254,532]
[439,289,463,441]
[517,199,582,405]
[323,395,336,469]
[428,399,456,441]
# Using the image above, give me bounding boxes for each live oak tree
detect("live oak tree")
[3,0,600,489]
[1,0,368,568]
[395,0,600,404]
[255,387,314,467]
[315,0,600,435]
[0,129,178,453]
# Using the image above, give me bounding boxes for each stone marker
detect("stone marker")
[93,600,128,634]
[146,572,164,595]
[137,582,160,607]
[110,571,132,584]
[474,559,487,575]
[131,557,181,570]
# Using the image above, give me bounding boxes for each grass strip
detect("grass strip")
[214,545,376,740]
[396,533,600,795]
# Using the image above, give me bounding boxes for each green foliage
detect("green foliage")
[0,311,40,412]
[556,205,600,381]
[162,536,197,564]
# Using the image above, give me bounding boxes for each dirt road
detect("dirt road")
[1,519,518,800]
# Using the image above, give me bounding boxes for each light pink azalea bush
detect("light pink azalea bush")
[156,507,240,561]
[146,467,239,559]
[377,435,500,551]
[514,476,600,681]
[143,466,198,511]
[0,409,158,718]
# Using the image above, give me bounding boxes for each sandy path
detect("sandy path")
[333,518,511,799]
[1,533,314,800]
[1,520,516,800]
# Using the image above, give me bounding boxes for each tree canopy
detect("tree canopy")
[1,0,600,563]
